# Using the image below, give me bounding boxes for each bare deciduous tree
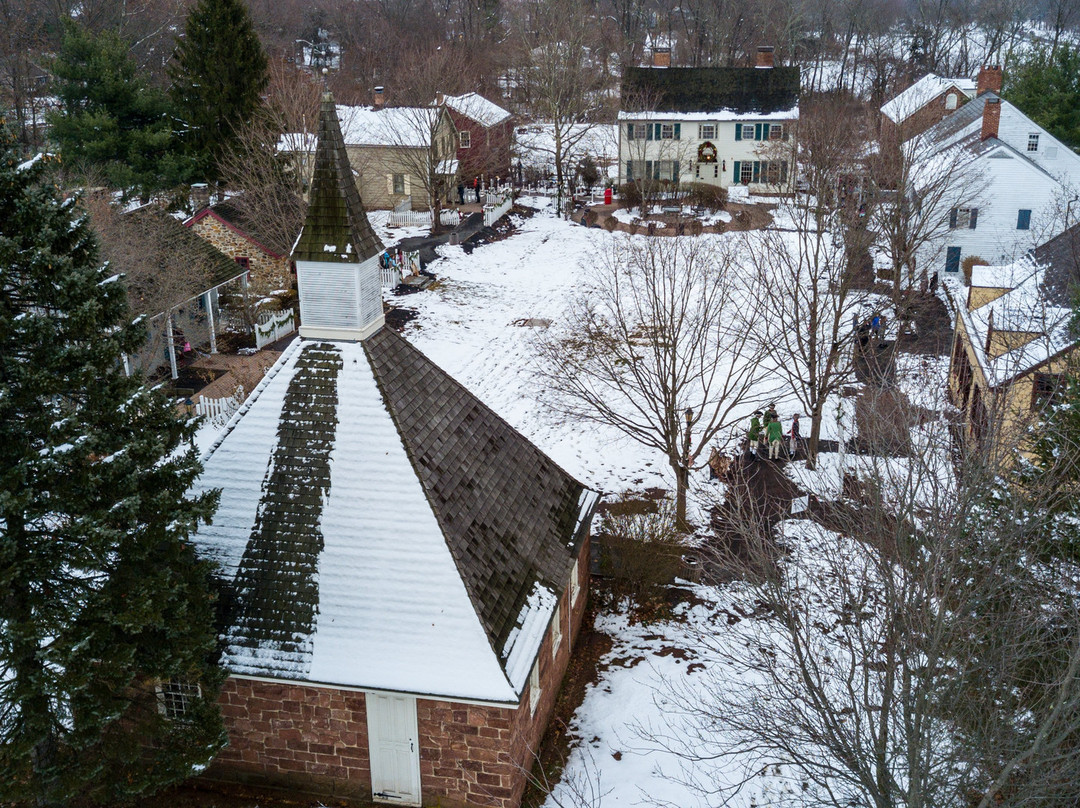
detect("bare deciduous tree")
[741,95,872,468]
[644,375,1080,808]
[538,235,768,528]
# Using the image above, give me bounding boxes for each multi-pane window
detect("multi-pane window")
[633,123,647,139]
[551,602,562,658]
[945,92,958,110]
[459,130,470,148]
[392,173,406,195]
[698,124,715,139]
[741,124,755,141]
[529,661,541,713]
[769,124,784,140]
[570,560,581,604]
[1033,373,1065,409]
[740,162,754,184]
[157,680,201,720]
[950,207,978,229]
[1028,133,1040,152]
[766,162,782,184]
[660,123,674,139]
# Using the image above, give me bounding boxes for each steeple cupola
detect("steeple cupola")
[291,91,385,341]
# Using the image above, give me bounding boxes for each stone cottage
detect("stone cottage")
[190,91,599,808]
[185,200,294,294]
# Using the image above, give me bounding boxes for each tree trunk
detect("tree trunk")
[807,405,824,470]
[673,457,690,531]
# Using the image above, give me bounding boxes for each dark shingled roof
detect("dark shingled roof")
[225,344,342,672]
[923,91,994,144]
[621,66,800,115]
[292,91,383,264]
[1038,222,1080,307]
[364,327,589,654]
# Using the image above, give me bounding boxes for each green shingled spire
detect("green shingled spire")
[292,91,383,264]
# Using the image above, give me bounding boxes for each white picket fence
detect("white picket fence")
[255,308,296,349]
[483,195,513,227]
[195,386,243,429]
[379,251,423,288]
[387,209,459,227]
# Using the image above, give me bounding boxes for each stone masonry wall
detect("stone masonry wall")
[208,678,371,800]
[189,215,291,295]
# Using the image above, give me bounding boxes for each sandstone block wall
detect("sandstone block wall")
[189,215,291,294]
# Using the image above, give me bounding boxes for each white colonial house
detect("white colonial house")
[916,91,1080,278]
[617,47,799,193]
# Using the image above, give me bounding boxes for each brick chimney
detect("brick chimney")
[373,86,385,108]
[976,65,1002,96]
[981,97,1001,141]
[756,46,775,69]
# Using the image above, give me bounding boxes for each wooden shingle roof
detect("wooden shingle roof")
[622,66,800,115]
[291,91,383,264]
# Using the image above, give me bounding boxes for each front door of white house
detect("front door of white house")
[367,693,422,806]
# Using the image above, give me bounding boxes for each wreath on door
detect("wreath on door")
[697,142,718,163]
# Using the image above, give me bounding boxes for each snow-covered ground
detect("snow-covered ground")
[192,195,958,807]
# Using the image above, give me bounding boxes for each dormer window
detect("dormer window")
[945,92,958,110]
[1028,133,1040,152]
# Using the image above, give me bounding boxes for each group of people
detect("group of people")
[747,405,801,461]
[456,177,484,205]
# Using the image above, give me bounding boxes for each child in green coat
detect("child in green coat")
[747,411,762,460]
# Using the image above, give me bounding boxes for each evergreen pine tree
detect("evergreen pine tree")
[168,0,269,180]
[48,21,194,195]
[0,118,225,804]
[1005,44,1080,152]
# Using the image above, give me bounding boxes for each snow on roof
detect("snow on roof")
[881,74,975,123]
[952,253,1076,385]
[335,105,443,148]
[440,92,511,128]
[192,329,597,703]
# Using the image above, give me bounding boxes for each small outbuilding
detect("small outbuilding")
[191,90,598,808]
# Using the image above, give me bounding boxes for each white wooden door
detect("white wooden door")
[367,693,422,806]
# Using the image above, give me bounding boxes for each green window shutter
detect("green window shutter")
[655,123,662,140]
[735,125,742,142]
[646,124,653,141]
[733,160,741,182]
[627,123,635,141]
[672,160,679,181]
[949,209,958,228]
[753,161,760,182]
[626,161,634,180]
[780,161,788,184]
[674,123,681,140]
[969,208,979,229]
[782,125,790,141]
[755,123,763,141]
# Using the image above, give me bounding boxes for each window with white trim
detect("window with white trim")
[660,123,674,139]
[698,124,715,139]
[459,130,471,148]
[633,123,647,140]
[529,660,541,713]
[392,173,406,195]
[570,559,581,605]
[739,162,753,184]
[1028,133,1040,152]
[741,124,755,141]
[945,92,958,110]
[157,679,201,720]
[769,124,784,140]
[551,601,562,659]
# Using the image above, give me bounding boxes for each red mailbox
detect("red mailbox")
[604,187,613,205]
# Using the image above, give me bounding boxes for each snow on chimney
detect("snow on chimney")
[756,46,775,69]
[373,86,385,108]
[981,97,1001,141]
[652,47,671,68]
[976,65,1002,96]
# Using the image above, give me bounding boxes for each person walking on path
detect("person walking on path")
[457,181,465,205]
[767,415,784,460]
[789,413,801,458]
[747,411,762,461]
[473,176,481,203]
[871,314,882,340]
